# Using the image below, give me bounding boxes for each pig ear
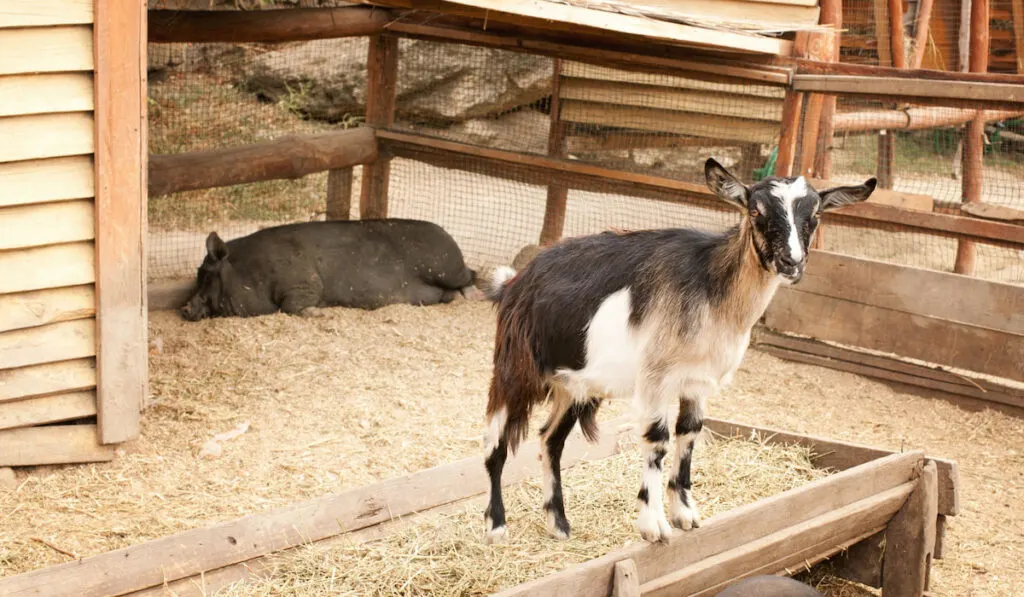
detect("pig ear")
[205,232,229,262]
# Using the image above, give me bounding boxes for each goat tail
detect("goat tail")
[483,265,517,303]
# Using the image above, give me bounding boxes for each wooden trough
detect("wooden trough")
[0,416,960,597]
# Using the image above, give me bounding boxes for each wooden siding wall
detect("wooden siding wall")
[0,0,144,466]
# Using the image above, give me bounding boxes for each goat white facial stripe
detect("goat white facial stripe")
[770,178,807,262]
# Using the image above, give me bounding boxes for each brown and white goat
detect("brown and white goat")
[480,158,876,544]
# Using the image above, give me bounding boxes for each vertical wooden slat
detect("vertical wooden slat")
[1012,0,1024,73]
[809,0,842,250]
[955,0,990,275]
[325,167,353,220]
[94,0,148,444]
[540,59,569,246]
[774,91,804,177]
[359,34,398,220]
[911,0,937,69]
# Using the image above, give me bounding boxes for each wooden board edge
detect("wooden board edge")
[0,424,113,467]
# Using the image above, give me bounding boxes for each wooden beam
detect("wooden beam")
[877,129,895,189]
[0,359,97,404]
[0,285,95,334]
[956,0,991,275]
[0,73,93,118]
[775,90,804,177]
[0,424,113,467]
[0,319,96,371]
[0,0,93,27]
[359,35,398,220]
[792,75,1024,107]
[491,451,924,597]
[149,127,377,197]
[889,0,908,68]
[874,0,893,66]
[0,391,96,431]
[540,59,569,246]
[809,0,841,182]
[0,112,93,163]
[882,460,938,594]
[0,26,93,76]
[147,7,390,43]
[795,58,1024,84]
[325,167,354,220]
[832,107,1024,133]
[0,416,626,597]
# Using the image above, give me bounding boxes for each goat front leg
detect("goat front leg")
[669,383,709,531]
[634,382,674,543]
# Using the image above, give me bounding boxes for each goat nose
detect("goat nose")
[779,253,800,267]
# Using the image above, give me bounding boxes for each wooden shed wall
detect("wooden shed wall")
[0,0,147,467]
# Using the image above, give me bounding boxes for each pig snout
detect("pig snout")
[180,297,207,321]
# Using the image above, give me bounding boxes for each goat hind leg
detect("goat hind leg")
[539,395,600,540]
[483,407,510,544]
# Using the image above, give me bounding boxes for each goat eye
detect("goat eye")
[749,208,759,218]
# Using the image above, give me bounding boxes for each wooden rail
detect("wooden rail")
[792,75,1024,109]
[147,7,390,43]
[148,127,377,197]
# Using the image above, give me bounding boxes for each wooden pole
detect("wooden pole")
[359,35,399,220]
[325,167,353,220]
[833,107,1024,133]
[882,460,938,595]
[955,0,990,275]
[775,91,804,177]
[812,0,843,181]
[889,0,908,67]
[540,60,569,246]
[875,0,908,191]
[911,0,936,69]
[1011,0,1024,73]
[148,127,378,197]
[147,7,389,44]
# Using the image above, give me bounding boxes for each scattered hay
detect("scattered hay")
[218,432,830,597]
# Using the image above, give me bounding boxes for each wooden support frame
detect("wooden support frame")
[147,6,389,43]
[0,415,957,597]
[325,167,354,220]
[540,59,569,246]
[359,34,399,220]
[93,0,147,445]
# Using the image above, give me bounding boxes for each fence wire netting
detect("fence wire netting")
[147,34,1024,286]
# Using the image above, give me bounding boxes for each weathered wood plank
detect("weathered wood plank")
[0,26,94,75]
[810,179,933,211]
[148,6,388,43]
[792,75,1024,105]
[0,424,112,467]
[0,0,93,27]
[882,460,938,595]
[0,391,96,430]
[562,61,787,97]
[0,285,95,333]
[0,73,93,117]
[0,319,96,370]
[0,199,94,250]
[0,416,627,597]
[94,0,147,446]
[0,155,94,208]
[0,242,95,295]
[766,289,1024,383]
[325,167,353,220]
[612,559,641,597]
[0,112,94,163]
[0,358,96,403]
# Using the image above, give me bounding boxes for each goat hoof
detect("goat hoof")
[670,505,702,531]
[485,525,507,545]
[546,512,571,540]
[636,511,673,543]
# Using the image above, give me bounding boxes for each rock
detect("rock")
[445,110,551,154]
[0,467,17,491]
[238,38,552,124]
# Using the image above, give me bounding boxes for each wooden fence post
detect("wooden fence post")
[955,0,990,275]
[359,34,399,220]
[539,59,569,246]
[882,460,938,596]
[326,167,353,220]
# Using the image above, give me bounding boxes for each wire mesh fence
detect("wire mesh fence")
[146,32,1024,286]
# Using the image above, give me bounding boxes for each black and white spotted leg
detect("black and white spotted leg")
[539,398,600,540]
[669,398,704,530]
[483,407,509,544]
[635,413,672,543]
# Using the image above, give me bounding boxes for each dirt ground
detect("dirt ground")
[2,300,1022,595]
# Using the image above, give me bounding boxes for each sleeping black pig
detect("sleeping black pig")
[180,219,478,321]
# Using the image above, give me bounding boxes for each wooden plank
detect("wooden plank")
[0,358,96,403]
[148,6,388,43]
[559,77,784,121]
[640,483,914,597]
[791,250,1024,334]
[359,35,398,219]
[0,199,94,250]
[874,0,893,66]
[325,167,353,220]
[961,202,1024,222]
[561,61,787,97]
[0,391,96,430]
[0,415,627,597]
[560,100,780,144]
[766,289,1024,383]
[704,417,960,517]
[911,0,936,69]
[0,319,96,370]
[0,285,95,333]
[0,424,112,467]
[775,89,804,177]
[612,559,641,597]
[0,112,94,163]
[588,0,821,28]
[0,242,95,295]
[0,73,93,117]
[0,155,94,207]
[149,126,378,197]
[93,0,147,447]
[796,57,1024,83]
[0,0,93,27]
[791,75,1024,106]
[0,25,93,75]
[882,460,938,595]
[492,451,924,597]
[888,0,907,68]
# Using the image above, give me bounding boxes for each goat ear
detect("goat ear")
[819,178,877,212]
[704,158,749,210]
[205,232,229,262]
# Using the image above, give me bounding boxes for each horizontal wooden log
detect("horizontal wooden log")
[0,112,94,163]
[492,450,923,597]
[148,126,377,197]
[0,25,94,76]
[0,424,113,467]
[0,0,93,27]
[832,107,1024,133]
[0,156,94,208]
[767,289,1024,383]
[0,242,95,295]
[0,199,95,251]
[378,130,1024,249]
[148,6,390,43]
[0,285,95,333]
[0,416,627,597]
[0,391,96,431]
[0,73,93,118]
[0,358,96,403]
[0,319,96,370]
[796,58,1024,85]
[793,75,1024,108]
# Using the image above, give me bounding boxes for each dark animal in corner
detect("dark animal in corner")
[480,158,876,545]
[713,575,825,597]
[180,219,478,321]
